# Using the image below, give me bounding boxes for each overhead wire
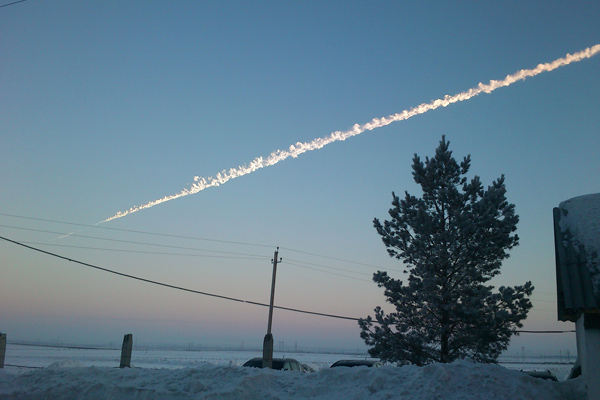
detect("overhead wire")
[0,213,273,249]
[4,217,563,293]
[16,241,267,260]
[280,245,404,274]
[285,260,372,283]
[0,235,575,333]
[1,215,573,333]
[0,213,392,277]
[0,224,271,260]
[0,235,361,321]
[0,213,392,269]
[0,0,27,9]
[1,230,376,282]
[285,257,372,277]
[0,222,377,278]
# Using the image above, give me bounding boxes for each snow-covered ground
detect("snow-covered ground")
[0,345,585,399]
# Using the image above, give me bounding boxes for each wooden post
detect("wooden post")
[120,334,133,368]
[0,333,6,368]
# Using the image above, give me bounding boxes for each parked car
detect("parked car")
[567,359,581,380]
[301,363,315,373]
[521,369,559,381]
[242,357,303,371]
[330,359,383,368]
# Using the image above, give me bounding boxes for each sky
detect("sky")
[1,1,599,355]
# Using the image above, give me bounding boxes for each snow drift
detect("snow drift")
[0,359,585,400]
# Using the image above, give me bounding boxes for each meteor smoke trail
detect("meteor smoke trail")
[102,45,600,224]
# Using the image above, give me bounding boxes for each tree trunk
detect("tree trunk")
[440,309,450,363]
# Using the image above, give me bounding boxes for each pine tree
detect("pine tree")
[359,136,533,365]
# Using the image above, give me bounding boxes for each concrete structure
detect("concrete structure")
[262,248,281,369]
[0,333,6,368]
[120,334,133,368]
[554,193,600,399]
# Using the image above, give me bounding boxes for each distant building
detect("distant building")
[554,193,600,398]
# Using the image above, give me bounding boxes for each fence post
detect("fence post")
[120,333,133,368]
[0,333,6,368]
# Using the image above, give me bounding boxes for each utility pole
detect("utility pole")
[262,247,282,369]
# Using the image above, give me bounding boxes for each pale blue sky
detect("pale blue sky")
[1,1,599,354]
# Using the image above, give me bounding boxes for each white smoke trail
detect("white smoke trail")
[102,45,600,223]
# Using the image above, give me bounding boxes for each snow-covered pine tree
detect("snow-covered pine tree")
[359,136,533,365]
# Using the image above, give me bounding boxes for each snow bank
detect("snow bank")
[0,359,585,400]
[559,193,600,294]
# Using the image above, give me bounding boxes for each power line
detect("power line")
[0,213,274,249]
[0,217,567,299]
[4,220,559,297]
[0,235,575,334]
[17,238,372,281]
[3,235,568,305]
[1,213,395,277]
[286,257,372,277]
[0,217,575,334]
[0,212,391,271]
[535,291,558,297]
[530,298,556,304]
[285,260,372,283]
[8,341,115,351]
[0,224,376,278]
[0,0,26,9]
[0,224,270,259]
[18,241,267,260]
[281,246,403,273]
[0,235,360,321]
